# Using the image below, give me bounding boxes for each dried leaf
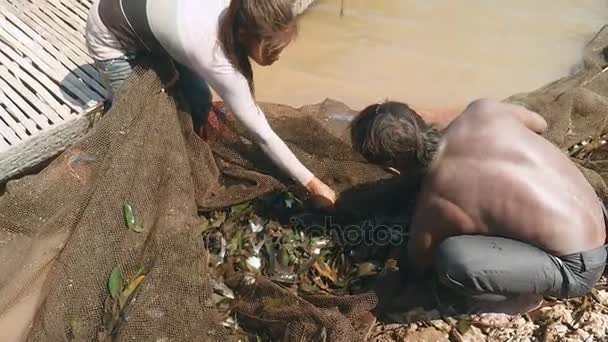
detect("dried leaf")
[253,239,265,255]
[122,204,136,230]
[456,319,471,335]
[218,236,227,262]
[108,267,123,299]
[312,276,330,291]
[194,216,211,235]
[314,260,338,284]
[279,246,290,267]
[131,223,145,233]
[246,256,262,273]
[230,202,251,216]
[118,274,145,308]
[212,280,235,299]
[210,211,226,228]
[263,298,288,311]
[356,262,378,277]
[249,220,264,233]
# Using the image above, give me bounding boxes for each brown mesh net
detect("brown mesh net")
[3,24,608,342]
[0,56,391,341]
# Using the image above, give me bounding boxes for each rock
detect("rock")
[402,327,448,342]
[461,325,486,342]
[595,290,608,305]
[429,319,451,332]
[574,328,590,340]
[581,311,608,337]
[534,304,573,323]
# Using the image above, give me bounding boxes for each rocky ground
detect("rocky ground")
[369,284,608,341]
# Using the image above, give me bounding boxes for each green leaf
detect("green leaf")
[69,319,79,332]
[230,202,251,216]
[278,246,290,267]
[108,267,123,299]
[122,204,136,230]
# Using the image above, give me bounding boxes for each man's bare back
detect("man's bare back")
[411,100,605,261]
[351,98,607,319]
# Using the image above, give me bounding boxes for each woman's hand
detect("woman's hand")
[305,177,336,209]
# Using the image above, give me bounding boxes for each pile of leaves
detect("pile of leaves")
[197,191,405,339]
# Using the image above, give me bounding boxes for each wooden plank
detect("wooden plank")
[0,104,103,185]
[44,0,87,33]
[0,136,10,152]
[0,76,51,129]
[0,90,38,135]
[0,65,64,125]
[43,3,86,37]
[58,0,89,21]
[52,0,87,31]
[0,55,71,119]
[0,19,102,105]
[5,10,90,66]
[0,102,28,140]
[78,0,93,11]
[36,5,87,47]
[0,39,82,113]
[0,115,21,145]
[24,8,90,58]
[0,13,106,96]
[18,9,98,85]
[0,20,74,118]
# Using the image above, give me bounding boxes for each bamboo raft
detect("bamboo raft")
[0,0,104,184]
[0,0,317,185]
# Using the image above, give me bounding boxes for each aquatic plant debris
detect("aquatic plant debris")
[123,203,144,232]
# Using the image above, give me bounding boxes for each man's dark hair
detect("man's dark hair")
[350,101,442,174]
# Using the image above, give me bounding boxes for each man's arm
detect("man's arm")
[405,198,475,276]
[464,99,548,134]
[509,106,547,134]
[406,227,437,276]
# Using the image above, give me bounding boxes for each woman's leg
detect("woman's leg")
[174,63,213,132]
[94,54,138,104]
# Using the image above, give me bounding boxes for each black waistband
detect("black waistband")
[120,0,165,54]
[98,0,166,56]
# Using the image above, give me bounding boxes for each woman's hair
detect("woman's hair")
[350,101,442,174]
[219,0,298,94]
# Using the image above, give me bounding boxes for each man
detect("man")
[350,99,607,325]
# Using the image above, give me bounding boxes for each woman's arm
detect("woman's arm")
[200,62,315,186]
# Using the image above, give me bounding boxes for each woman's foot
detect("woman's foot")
[467,294,543,327]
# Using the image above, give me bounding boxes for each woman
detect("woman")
[86,0,336,206]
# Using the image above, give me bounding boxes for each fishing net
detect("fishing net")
[0,55,392,342]
[2,21,608,342]
[506,25,608,203]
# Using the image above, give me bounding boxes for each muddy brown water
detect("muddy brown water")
[253,0,608,112]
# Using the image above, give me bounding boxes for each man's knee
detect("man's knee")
[435,236,481,291]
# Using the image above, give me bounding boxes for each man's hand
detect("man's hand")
[305,177,336,209]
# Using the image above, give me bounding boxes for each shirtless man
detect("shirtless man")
[350,98,607,323]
